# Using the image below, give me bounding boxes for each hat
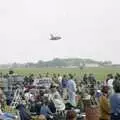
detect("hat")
[97,90,101,93]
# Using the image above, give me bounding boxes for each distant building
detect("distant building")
[85,63,99,67]
[64,66,78,68]
[112,64,120,68]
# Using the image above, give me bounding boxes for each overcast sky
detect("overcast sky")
[0,0,120,64]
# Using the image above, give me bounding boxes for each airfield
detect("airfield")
[0,67,119,80]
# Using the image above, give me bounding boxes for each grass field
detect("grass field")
[0,67,120,81]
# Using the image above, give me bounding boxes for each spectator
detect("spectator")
[0,89,4,114]
[45,72,49,77]
[66,110,77,120]
[49,85,62,101]
[67,74,77,107]
[96,90,102,101]
[88,73,96,85]
[57,74,63,96]
[38,115,46,120]
[83,74,88,84]
[40,97,53,119]
[62,75,68,88]
[48,85,62,113]
[62,75,68,99]
[114,73,120,80]
[110,79,120,120]
[16,104,32,120]
[53,94,65,111]
[58,74,62,85]
[107,74,114,96]
[99,86,110,120]
[104,74,111,85]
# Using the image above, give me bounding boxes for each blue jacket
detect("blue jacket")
[40,104,52,117]
[62,79,67,88]
[110,93,120,114]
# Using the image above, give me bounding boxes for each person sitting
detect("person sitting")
[38,115,46,120]
[53,94,65,112]
[66,110,77,120]
[50,85,61,99]
[40,97,53,120]
[48,85,62,113]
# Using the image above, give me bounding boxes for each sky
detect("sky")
[0,0,120,64]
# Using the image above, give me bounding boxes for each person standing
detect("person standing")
[58,74,63,95]
[107,74,114,96]
[58,74,62,85]
[67,74,77,107]
[62,74,68,100]
[110,79,120,120]
[88,73,96,85]
[99,86,110,120]
[83,74,88,84]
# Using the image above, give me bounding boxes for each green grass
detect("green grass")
[0,67,120,80]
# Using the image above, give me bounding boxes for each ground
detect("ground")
[0,67,120,81]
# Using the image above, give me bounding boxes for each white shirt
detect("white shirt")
[48,91,61,101]
[49,91,65,111]
[53,99,65,111]
[58,76,62,84]
[25,92,34,101]
[107,79,114,87]
[107,79,115,96]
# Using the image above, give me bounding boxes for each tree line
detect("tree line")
[0,58,112,68]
